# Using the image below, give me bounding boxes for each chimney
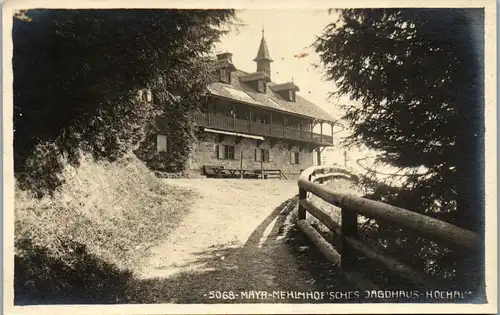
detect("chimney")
[216,52,233,63]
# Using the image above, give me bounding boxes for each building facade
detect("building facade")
[159,32,337,179]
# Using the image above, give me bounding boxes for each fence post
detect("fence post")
[298,187,307,220]
[240,150,243,179]
[307,173,312,199]
[340,206,358,269]
[260,154,264,179]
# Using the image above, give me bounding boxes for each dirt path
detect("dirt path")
[136,179,324,303]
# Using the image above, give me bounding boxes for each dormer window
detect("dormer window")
[240,71,270,94]
[270,82,300,102]
[219,68,231,83]
[258,80,266,93]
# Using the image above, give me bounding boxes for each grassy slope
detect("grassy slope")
[15,153,199,304]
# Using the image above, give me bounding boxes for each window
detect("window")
[225,145,235,159]
[217,144,235,160]
[288,90,295,102]
[220,68,231,83]
[255,148,270,162]
[157,135,167,153]
[257,80,266,93]
[290,151,300,164]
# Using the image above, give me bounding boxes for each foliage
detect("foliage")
[15,154,199,303]
[13,9,235,195]
[314,8,484,289]
[314,8,484,230]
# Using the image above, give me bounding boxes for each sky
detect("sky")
[214,9,401,178]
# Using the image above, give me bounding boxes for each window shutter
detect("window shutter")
[217,144,225,159]
[220,144,225,159]
[268,149,272,162]
[255,148,261,162]
[263,150,269,162]
[290,151,294,164]
[157,135,167,153]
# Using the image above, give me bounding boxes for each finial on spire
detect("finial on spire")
[262,24,264,37]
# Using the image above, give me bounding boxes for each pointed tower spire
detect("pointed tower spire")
[253,26,273,79]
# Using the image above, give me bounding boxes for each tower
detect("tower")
[253,27,273,79]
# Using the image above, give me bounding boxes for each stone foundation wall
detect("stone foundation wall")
[188,132,314,179]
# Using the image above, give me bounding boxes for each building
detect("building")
[162,31,337,179]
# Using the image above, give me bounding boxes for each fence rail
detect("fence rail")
[296,164,481,290]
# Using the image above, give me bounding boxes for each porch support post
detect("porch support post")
[232,103,236,129]
[249,107,252,132]
[283,114,286,137]
[300,118,303,140]
[320,121,323,143]
[270,111,273,134]
[331,122,334,144]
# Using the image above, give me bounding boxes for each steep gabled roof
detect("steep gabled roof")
[208,69,336,122]
[253,36,273,62]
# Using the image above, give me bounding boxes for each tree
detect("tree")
[315,8,484,230]
[13,9,235,195]
[314,9,484,290]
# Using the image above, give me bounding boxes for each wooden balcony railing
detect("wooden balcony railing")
[193,112,333,145]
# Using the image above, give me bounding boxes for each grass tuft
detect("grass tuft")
[15,152,199,304]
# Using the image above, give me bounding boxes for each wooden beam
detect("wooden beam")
[270,111,273,135]
[298,188,307,220]
[331,122,334,143]
[343,235,443,289]
[249,107,252,132]
[283,114,286,137]
[232,103,236,129]
[300,118,303,139]
[298,198,444,288]
[299,199,341,233]
[297,220,341,267]
[341,206,358,269]
[320,121,323,143]
[297,179,481,250]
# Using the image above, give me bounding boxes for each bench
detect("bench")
[243,170,260,179]
[254,170,268,179]
[204,165,224,178]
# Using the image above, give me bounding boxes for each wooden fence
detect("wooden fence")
[297,164,482,290]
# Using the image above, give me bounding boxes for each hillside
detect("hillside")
[15,153,199,304]
[15,157,364,304]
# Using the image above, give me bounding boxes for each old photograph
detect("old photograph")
[3,1,497,314]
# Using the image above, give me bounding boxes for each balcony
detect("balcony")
[193,113,333,146]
